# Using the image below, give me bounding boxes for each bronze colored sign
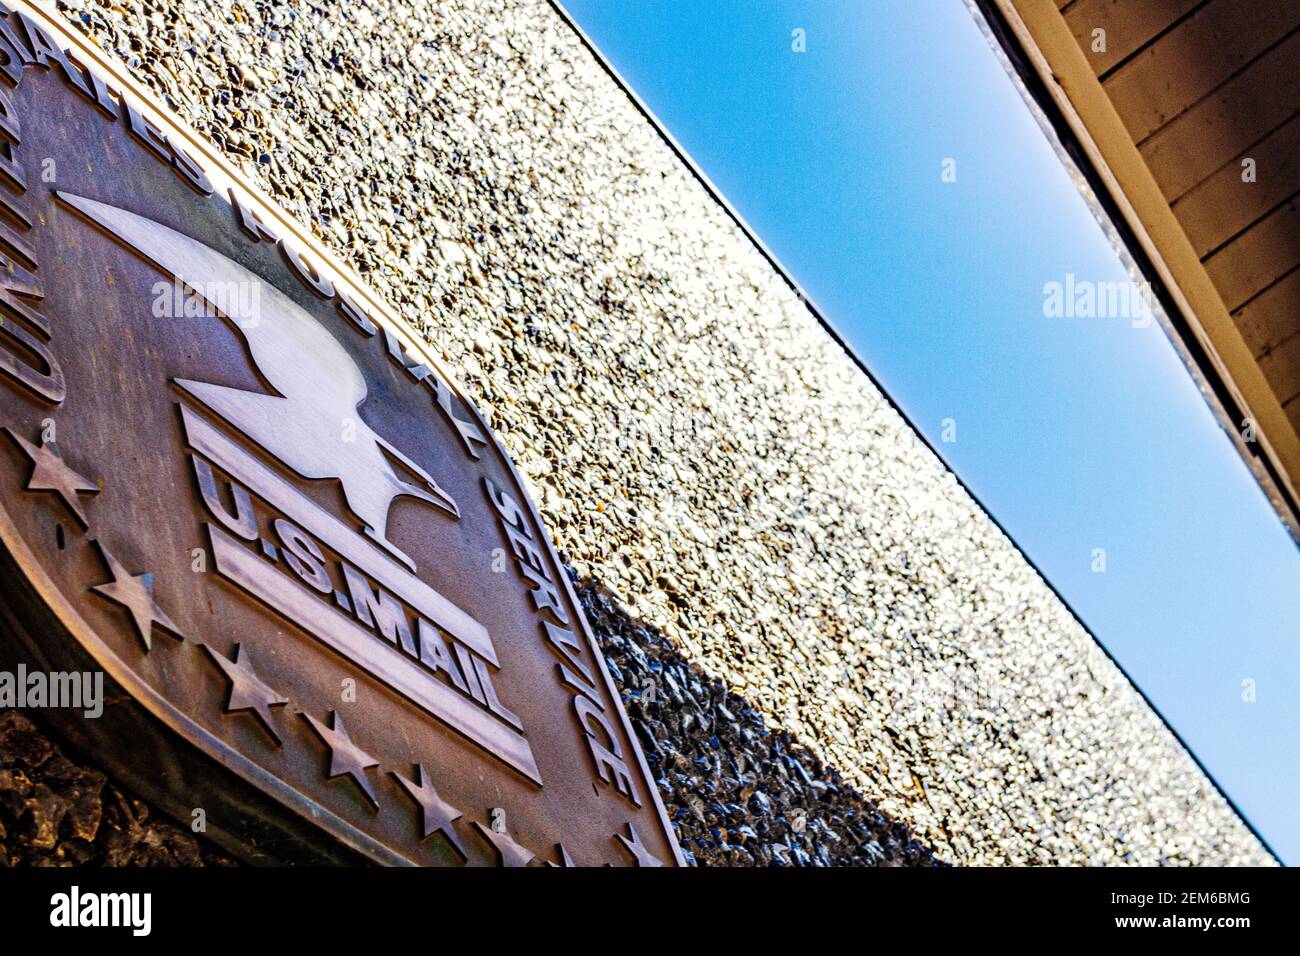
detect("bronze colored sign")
[0,2,682,865]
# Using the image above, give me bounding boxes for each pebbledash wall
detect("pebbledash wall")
[10,0,1267,866]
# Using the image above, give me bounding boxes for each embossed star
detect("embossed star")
[474,812,535,867]
[203,643,289,744]
[302,710,380,809]
[90,540,183,651]
[547,844,577,868]
[615,823,663,867]
[4,426,99,527]
[391,764,466,859]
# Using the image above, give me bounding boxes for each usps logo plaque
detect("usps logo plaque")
[0,4,681,866]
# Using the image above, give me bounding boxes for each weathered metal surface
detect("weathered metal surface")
[0,2,682,866]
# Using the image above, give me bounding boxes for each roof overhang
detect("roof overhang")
[973,0,1300,543]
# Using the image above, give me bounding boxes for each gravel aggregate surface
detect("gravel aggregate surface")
[5,0,1269,866]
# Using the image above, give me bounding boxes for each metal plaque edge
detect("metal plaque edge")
[6,0,687,867]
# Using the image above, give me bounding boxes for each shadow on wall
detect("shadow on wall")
[0,577,944,867]
[573,575,945,867]
[0,710,235,866]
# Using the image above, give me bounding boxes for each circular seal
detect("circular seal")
[0,11,679,866]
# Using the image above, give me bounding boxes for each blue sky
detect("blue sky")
[562,0,1300,862]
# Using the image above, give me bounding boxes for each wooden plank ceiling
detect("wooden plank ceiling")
[1001,0,1300,536]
